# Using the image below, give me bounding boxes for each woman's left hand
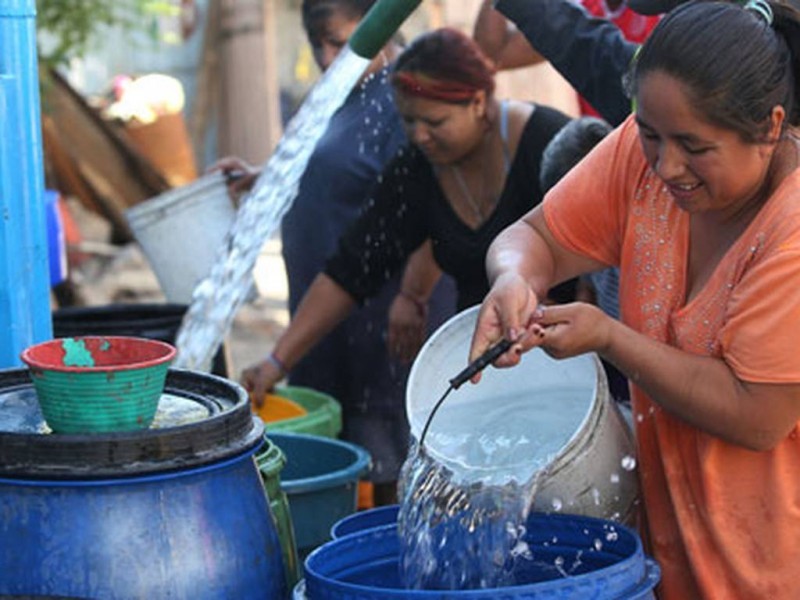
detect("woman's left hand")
[387,293,427,363]
[531,302,614,359]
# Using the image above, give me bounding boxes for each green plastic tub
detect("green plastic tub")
[265,385,342,439]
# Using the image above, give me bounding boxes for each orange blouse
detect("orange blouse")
[544,115,800,599]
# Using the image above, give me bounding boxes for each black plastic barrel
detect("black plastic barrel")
[0,368,287,599]
[52,303,229,376]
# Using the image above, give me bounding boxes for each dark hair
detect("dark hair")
[391,27,496,101]
[539,117,613,193]
[302,0,376,40]
[628,0,800,142]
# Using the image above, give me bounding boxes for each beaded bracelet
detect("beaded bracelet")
[266,352,288,376]
[399,290,428,318]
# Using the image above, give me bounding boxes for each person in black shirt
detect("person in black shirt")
[242,29,570,479]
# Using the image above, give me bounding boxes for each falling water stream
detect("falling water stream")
[398,442,541,590]
[397,388,589,589]
[174,47,371,371]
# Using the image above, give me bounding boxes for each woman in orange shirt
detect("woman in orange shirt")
[469,1,800,598]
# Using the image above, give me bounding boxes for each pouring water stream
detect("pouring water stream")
[173,0,425,370]
[173,48,371,371]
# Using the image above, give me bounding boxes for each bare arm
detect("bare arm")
[470,206,604,358]
[473,0,545,69]
[241,273,356,405]
[602,317,800,450]
[387,240,442,363]
[206,156,259,198]
[472,208,800,451]
[530,302,800,450]
[397,240,442,305]
[493,0,638,126]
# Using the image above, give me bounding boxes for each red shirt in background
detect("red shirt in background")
[578,0,660,117]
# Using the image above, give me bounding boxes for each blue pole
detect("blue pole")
[0,0,52,367]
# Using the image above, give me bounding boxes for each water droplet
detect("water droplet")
[610,472,620,484]
[551,497,563,511]
[553,554,567,576]
[621,456,637,471]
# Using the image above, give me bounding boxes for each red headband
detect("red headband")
[392,72,481,103]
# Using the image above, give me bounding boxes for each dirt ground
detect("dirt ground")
[59,197,290,380]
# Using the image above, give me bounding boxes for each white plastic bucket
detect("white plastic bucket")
[406,306,639,522]
[125,172,234,304]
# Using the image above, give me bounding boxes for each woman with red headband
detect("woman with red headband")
[242,27,570,482]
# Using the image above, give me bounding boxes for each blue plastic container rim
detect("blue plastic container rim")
[295,562,661,600]
[331,503,399,539]
[305,512,662,599]
[267,431,371,494]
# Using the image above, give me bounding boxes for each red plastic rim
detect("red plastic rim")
[21,336,176,372]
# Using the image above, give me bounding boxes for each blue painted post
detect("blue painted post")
[0,0,52,367]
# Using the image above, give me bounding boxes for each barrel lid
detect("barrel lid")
[0,368,263,478]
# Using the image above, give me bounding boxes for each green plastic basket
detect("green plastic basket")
[21,336,175,434]
[264,385,342,439]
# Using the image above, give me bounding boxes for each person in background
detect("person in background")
[538,116,617,316]
[474,0,680,126]
[538,115,629,404]
[241,28,571,503]
[469,2,800,597]
[214,0,454,507]
[474,0,660,120]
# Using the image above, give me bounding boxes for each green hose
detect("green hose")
[348,0,423,59]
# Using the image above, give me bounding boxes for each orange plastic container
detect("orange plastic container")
[255,394,308,424]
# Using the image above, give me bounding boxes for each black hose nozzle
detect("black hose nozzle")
[448,338,513,390]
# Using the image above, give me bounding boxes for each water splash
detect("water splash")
[174,47,371,371]
[396,387,629,590]
[398,439,546,590]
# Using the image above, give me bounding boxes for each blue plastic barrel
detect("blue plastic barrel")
[265,432,371,561]
[303,512,660,599]
[0,368,288,599]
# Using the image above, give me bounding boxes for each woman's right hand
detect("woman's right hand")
[240,358,284,409]
[468,272,542,382]
[207,156,260,199]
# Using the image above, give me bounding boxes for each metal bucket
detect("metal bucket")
[0,368,287,599]
[406,306,638,522]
